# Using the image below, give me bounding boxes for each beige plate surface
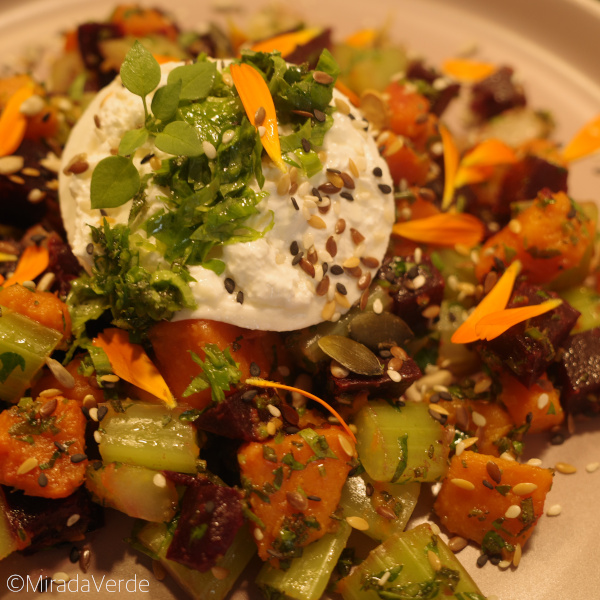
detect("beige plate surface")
[0,0,599,598]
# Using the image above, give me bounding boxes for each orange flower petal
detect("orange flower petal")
[245,377,356,443]
[250,27,322,57]
[344,28,378,48]
[230,62,286,172]
[451,260,522,344]
[93,328,176,408]
[561,114,600,162]
[0,83,34,157]
[392,212,485,248]
[461,139,518,168]
[335,79,360,108]
[153,53,180,64]
[442,58,497,81]
[454,164,495,188]
[474,298,563,341]
[439,123,460,210]
[2,245,49,288]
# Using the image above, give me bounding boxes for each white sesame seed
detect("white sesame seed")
[429,522,441,536]
[378,571,391,586]
[0,155,25,175]
[338,434,354,458]
[346,516,369,531]
[427,550,442,571]
[19,94,45,116]
[153,473,167,488]
[202,141,217,159]
[555,462,577,474]
[546,504,562,516]
[508,219,522,234]
[66,513,81,527]
[22,280,36,291]
[28,188,46,203]
[253,528,264,541]
[498,560,511,569]
[17,457,39,475]
[257,125,266,137]
[373,298,383,314]
[211,566,229,580]
[37,271,56,291]
[222,130,235,143]
[527,458,543,467]
[93,430,102,444]
[267,404,281,418]
[330,361,350,379]
[411,274,426,290]
[586,462,599,473]
[450,478,475,491]
[52,572,70,583]
[45,356,76,389]
[500,452,516,461]
[512,543,522,567]
[537,393,549,410]
[88,407,99,422]
[505,505,522,519]
[512,482,538,496]
[266,421,277,436]
[387,369,402,383]
[455,441,466,456]
[471,411,487,427]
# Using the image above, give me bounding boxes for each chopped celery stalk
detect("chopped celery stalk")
[430,249,478,301]
[98,402,200,473]
[255,521,351,600]
[338,523,486,600]
[340,472,420,542]
[0,305,62,401]
[136,521,256,600]
[436,301,480,376]
[0,488,20,560]
[559,286,600,333]
[354,400,449,484]
[86,462,178,522]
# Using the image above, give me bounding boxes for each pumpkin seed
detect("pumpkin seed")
[348,312,413,351]
[318,335,383,376]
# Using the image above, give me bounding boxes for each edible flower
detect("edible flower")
[561,114,600,162]
[230,62,287,172]
[250,27,323,56]
[442,58,497,81]
[0,83,34,157]
[392,212,485,248]
[0,245,49,287]
[245,377,357,443]
[93,328,176,408]
[439,123,460,210]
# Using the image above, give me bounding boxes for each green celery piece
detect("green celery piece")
[340,473,420,542]
[430,248,478,302]
[559,286,600,333]
[136,521,256,600]
[338,523,487,600]
[0,488,20,560]
[85,462,178,523]
[0,305,62,401]
[436,301,480,376]
[354,400,449,484]
[255,521,351,600]
[98,402,200,473]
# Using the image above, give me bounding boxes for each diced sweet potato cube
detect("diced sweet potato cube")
[434,452,553,558]
[238,427,354,565]
[498,371,564,432]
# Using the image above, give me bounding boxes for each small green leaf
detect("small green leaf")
[120,40,161,98]
[0,352,26,384]
[118,128,149,157]
[167,61,216,101]
[155,121,203,157]
[90,156,141,209]
[151,80,182,122]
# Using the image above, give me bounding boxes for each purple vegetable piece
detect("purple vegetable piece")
[470,66,526,121]
[406,59,460,117]
[328,356,421,397]
[285,28,332,69]
[478,281,580,387]
[165,475,244,572]
[2,485,103,554]
[377,254,445,335]
[77,23,122,89]
[553,327,600,414]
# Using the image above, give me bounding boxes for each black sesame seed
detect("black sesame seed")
[567,206,577,219]
[330,264,344,275]
[378,183,392,194]
[54,441,67,453]
[439,391,452,401]
[290,241,299,256]
[379,349,391,358]
[31,233,46,245]
[97,405,108,422]
[38,472,48,487]
[100,209,108,216]
[430,393,440,404]
[236,291,244,304]
[291,197,299,210]
[407,265,419,279]
[493,256,505,272]
[312,187,322,200]
[224,277,235,294]
[241,389,258,402]
[92,460,103,470]
[301,138,311,153]
[489,555,501,565]
[550,432,565,445]
[70,547,80,563]
[285,426,300,434]
[250,362,261,377]
[42,111,51,123]
[476,554,489,568]
[482,479,494,490]
[141,153,154,164]
[307,495,322,501]
[526,412,533,424]
[336,282,347,295]
[70,453,87,464]
[340,191,354,201]
[365,482,374,497]
[314,109,326,122]
[81,406,90,419]
[348,113,356,120]
[292,251,304,266]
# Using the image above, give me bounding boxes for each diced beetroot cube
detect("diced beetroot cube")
[553,327,600,414]
[165,475,244,572]
[406,59,460,117]
[470,66,526,121]
[478,282,580,387]
[377,254,445,335]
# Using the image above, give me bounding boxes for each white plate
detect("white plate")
[0,0,599,599]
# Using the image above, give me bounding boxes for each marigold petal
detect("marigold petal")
[230,62,286,172]
[474,298,563,341]
[344,28,378,48]
[0,83,35,157]
[2,245,49,288]
[561,114,600,162]
[442,58,497,81]
[451,260,522,344]
[461,139,518,168]
[250,27,322,56]
[93,328,176,408]
[392,212,485,248]
[245,377,356,443]
[335,79,361,107]
[439,123,460,210]
[454,164,495,188]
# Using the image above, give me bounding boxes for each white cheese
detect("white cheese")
[59,61,394,331]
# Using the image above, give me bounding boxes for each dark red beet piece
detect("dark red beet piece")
[406,59,461,117]
[477,281,580,387]
[164,475,244,572]
[77,23,122,89]
[469,66,526,121]
[377,254,445,335]
[2,485,103,554]
[285,28,332,69]
[328,356,421,397]
[553,327,600,414]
